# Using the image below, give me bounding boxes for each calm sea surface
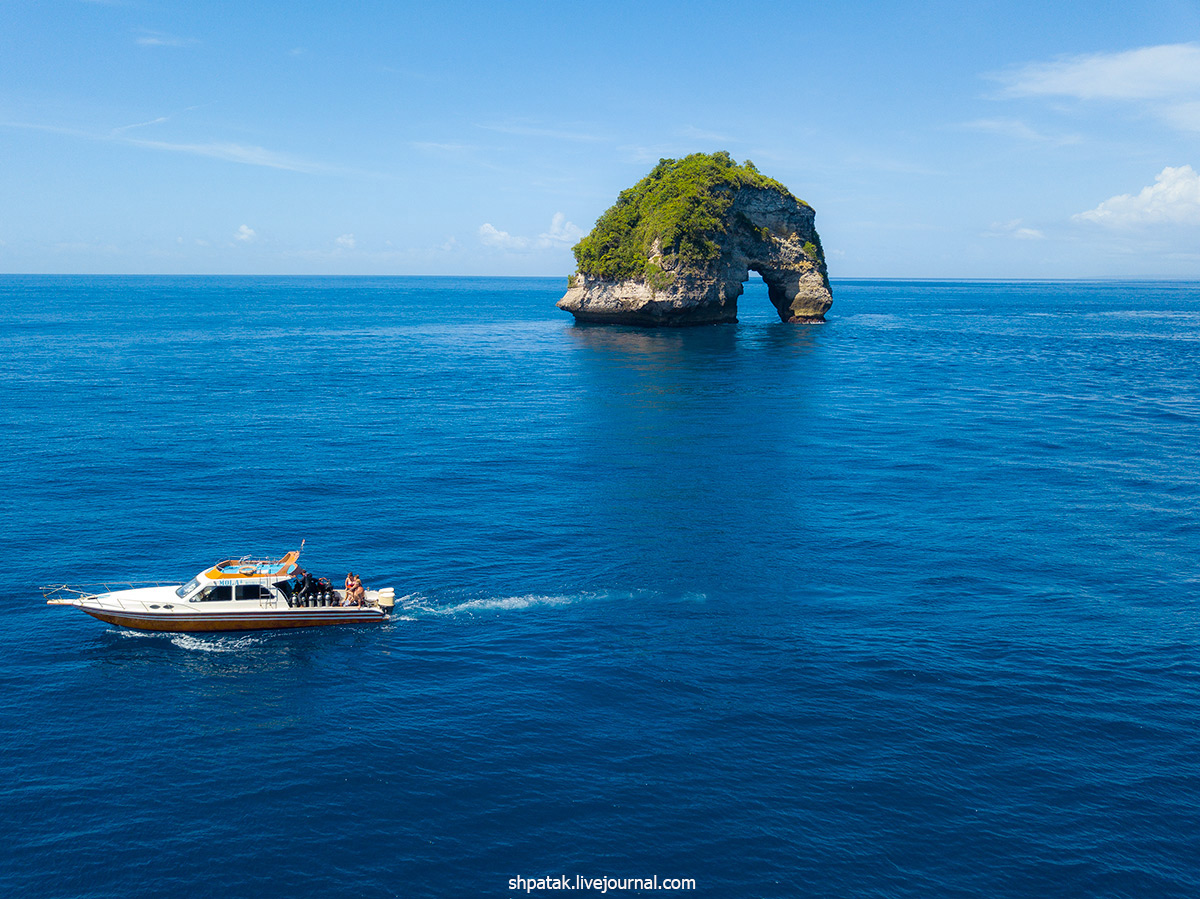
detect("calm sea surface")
[1,276,1198,898]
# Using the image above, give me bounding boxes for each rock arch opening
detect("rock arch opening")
[747,264,797,323]
[731,262,830,324]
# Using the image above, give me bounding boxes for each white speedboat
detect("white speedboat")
[44,550,396,632]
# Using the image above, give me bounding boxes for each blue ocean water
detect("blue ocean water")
[1,275,1198,898]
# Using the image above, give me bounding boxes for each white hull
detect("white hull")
[52,585,390,632]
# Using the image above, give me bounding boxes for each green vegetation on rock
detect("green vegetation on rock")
[572,151,806,283]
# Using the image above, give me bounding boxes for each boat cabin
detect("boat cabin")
[173,551,305,604]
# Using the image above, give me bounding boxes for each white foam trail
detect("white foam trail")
[437,593,577,615]
[409,590,644,616]
[169,633,268,653]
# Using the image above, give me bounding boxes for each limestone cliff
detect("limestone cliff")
[558,152,832,326]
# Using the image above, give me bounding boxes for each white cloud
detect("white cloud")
[477,122,603,142]
[125,138,328,173]
[112,115,169,135]
[985,219,1046,240]
[992,44,1200,134]
[335,233,356,249]
[1074,165,1200,226]
[0,116,341,175]
[479,213,582,252]
[479,223,527,250]
[235,225,256,241]
[1159,100,1200,132]
[135,31,195,48]
[960,118,1079,145]
[677,125,733,143]
[539,212,584,246]
[997,43,1200,100]
[411,141,473,154]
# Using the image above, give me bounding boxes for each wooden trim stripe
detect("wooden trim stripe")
[82,606,386,632]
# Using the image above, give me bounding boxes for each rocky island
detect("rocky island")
[558,152,832,326]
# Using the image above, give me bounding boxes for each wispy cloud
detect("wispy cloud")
[619,142,746,166]
[1159,100,1200,132]
[983,219,1045,240]
[111,115,170,135]
[994,43,1200,100]
[410,140,473,154]
[539,212,584,246]
[1074,165,1200,226]
[990,43,1200,134]
[677,125,733,144]
[0,120,93,139]
[110,103,211,137]
[478,223,524,250]
[477,122,604,143]
[235,225,256,241]
[124,137,330,173]
[478,213,582,252]
[135,30,197,48]
[840,153,943,177]
[1,117,336,174]
[335,233,356,249]
[959,118,1079,145]
[620,144,678,165]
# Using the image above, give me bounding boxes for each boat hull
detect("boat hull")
[81,606,386,632]
[45,557,398,633]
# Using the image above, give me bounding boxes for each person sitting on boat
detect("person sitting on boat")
[343,572,365,606]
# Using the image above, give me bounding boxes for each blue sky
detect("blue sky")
[3,0,1200,277]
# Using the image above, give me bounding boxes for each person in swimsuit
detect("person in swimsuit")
[344,572,366,606]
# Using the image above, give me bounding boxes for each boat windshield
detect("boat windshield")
[175,578,201,598]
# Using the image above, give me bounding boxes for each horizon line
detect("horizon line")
[2,272,1199,283]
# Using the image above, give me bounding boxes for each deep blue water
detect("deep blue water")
[1,275,1198,898]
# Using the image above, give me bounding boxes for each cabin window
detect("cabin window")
[235,584,271,601]
[175,578,201,598]
[198,585,232,602]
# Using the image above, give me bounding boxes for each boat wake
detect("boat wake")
[398,589,649,617]
[109,627,271,652]
[168,633,271,653]
[436,593,580,614]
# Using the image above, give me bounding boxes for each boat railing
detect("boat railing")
[41,582,177,606]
